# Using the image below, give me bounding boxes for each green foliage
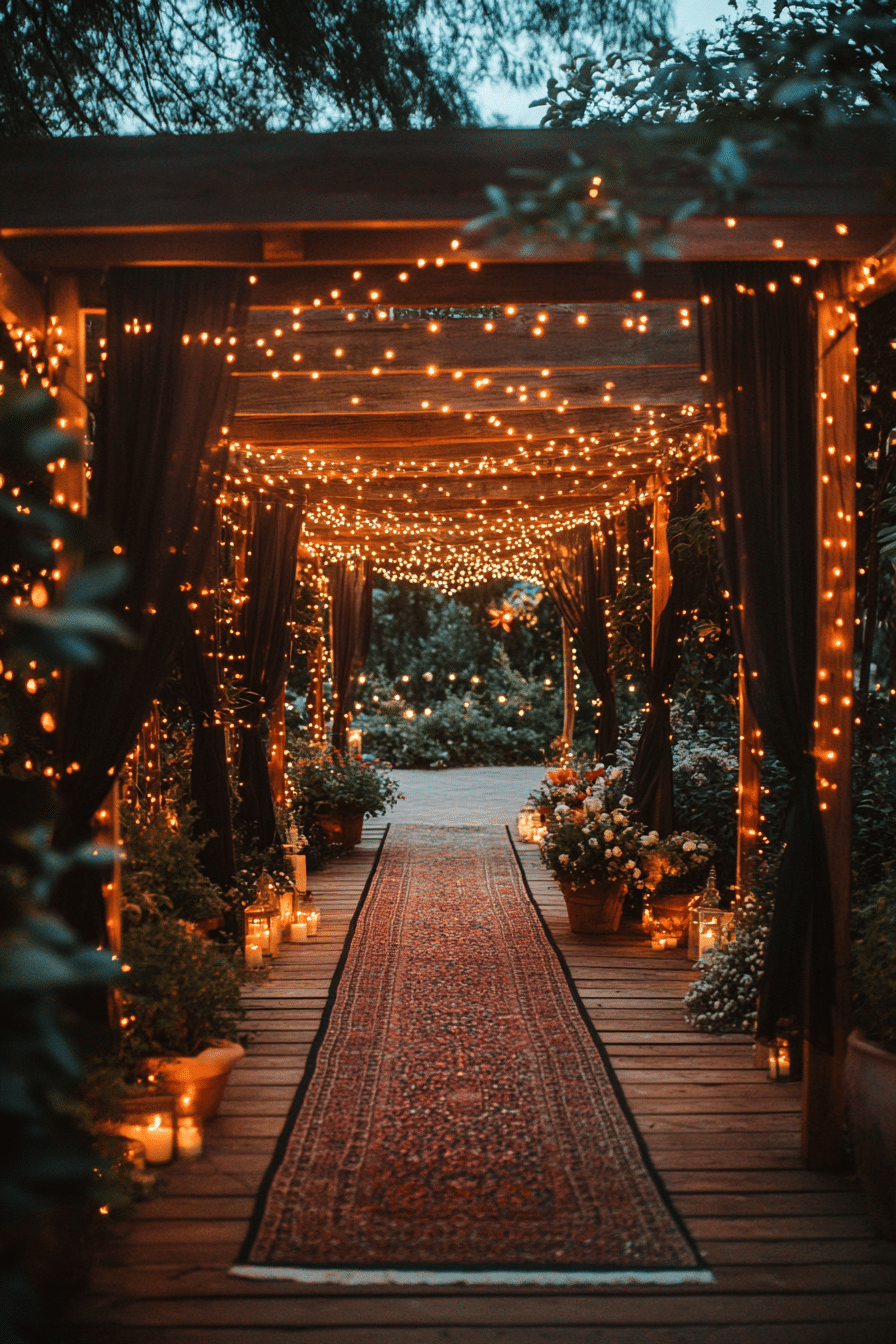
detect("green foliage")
[0,0,668,136]
[119,804,225,924]
[120,918,250,1059]
[533,1,896,132]
[683,851,779,1036]
[853,694,896,897]
[0,380,127,1337]
[287,743,399,819]
[472,3,896,269]
[852,865,896,1054]
[350,579,585,766]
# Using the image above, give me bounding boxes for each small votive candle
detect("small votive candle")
[651,933,670,950]
[176,1116,204,1159]
[245,941,263,968]
[305,909,320,936]
[289,916,307,943]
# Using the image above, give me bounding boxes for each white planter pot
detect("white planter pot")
[844,1029,896,1238]
[145,1040,245,1120]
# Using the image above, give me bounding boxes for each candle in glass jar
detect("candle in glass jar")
[120,1113,173,1164]
[305,908,320,936]
[245,941,263,968]
[289,916,307,943]
[176,1117,204,1159]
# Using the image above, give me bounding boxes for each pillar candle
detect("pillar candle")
[176,1117,204,1159]
[305,909,320,936]
[289,916,307,943]
[245,942,263,968]
[119,1114,173,1164]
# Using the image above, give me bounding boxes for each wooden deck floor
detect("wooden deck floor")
[67,825,896,1343]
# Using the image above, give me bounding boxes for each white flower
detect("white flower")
[612,846,622,857]
[634,868,641,878]
[683,840,696,853]
[612,811,624,825]
[588,837,598,848]
[603,829,614,842]
[620,794,633,806]
[559,853,570,865]
[697,843,708,852]
[555,803,570,816]
[625,860,635,869]
[585,796,601,814]
[605,849,612,858]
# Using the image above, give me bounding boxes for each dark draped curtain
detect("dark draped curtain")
[54,268,245,941]
[182,563,234,889]
[629,475,702,835]
[326,559,374,753]
[542,526,618,761]
[234,499,303,851]
[697,260,834,1050]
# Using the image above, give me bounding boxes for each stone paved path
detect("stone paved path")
[384,765,545,827]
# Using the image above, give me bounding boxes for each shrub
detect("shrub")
[852,865,896,1054]
[120,803,225,924]
[120,918,251,1058]
[287,743,400,817]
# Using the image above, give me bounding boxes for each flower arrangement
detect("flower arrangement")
[639,829,716,897]
[683,853,777,1035]
[287,743,401,819]
[534,762,646,888]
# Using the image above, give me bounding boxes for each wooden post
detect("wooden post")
[268,683,287,807]
[561,617,575,748]
[736,655,763,889]
[47,274,88,516]
[307,639,327,746]
[140,700,163,812]
[651,479,672,664]
[803,263,856,1170]
[95,782,122,959]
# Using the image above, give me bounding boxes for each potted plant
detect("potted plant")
[288,744,400,849]
[641,830,716,943]
[845,867,896,1237]
[120,916,253,1119]
[536,764,645,933]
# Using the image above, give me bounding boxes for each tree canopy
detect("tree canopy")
[0,0,671,136]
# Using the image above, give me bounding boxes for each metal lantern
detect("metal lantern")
[689,866,726,960]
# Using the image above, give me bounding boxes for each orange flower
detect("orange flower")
[547,768,577,785]
[583,768,605,783]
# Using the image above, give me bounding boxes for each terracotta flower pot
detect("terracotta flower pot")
[145,1040,245,1120]
[315,807,365,849]
[844,1030,896,1238]
[559,879,625,934]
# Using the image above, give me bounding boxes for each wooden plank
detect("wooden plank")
[232,404,700,445]
[233,365,704,416]
[239,303,698,374]
[4,125,896,234]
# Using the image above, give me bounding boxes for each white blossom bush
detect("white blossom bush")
[533,762,647,888]
[683,854,777,1035]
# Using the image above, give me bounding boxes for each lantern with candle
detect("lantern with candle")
[243,896,276,958]
[297,892,321,935]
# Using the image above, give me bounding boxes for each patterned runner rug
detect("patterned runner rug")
[232,826,710,1285]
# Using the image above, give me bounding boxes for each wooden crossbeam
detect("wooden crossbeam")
[231,405,699,446]
[240,302,698,374]
[234,365,703,416]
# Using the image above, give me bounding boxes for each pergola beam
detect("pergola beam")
[0,246,44,332]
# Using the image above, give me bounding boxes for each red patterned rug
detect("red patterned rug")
[232,826,710,1285]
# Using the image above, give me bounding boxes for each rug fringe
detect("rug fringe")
[229,1264,715,1286]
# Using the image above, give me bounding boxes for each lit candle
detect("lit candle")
[176,1117,204,1159]
[305,908,320,936]
[292,853,307,893]
[120,1114,173,1164]
[289,916,307,943]
[245,941,263,968]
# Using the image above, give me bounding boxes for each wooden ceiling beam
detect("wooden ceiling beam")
[0,247,44,332]
[234,365,703,416]
[239,302,698,374]
[231,405,698,446]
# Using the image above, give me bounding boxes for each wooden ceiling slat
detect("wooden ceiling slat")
[234,365,702,416]
[239,303,697,374]
[231,405,698,445]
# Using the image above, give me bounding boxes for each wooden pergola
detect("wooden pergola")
[3,124,895,1172]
